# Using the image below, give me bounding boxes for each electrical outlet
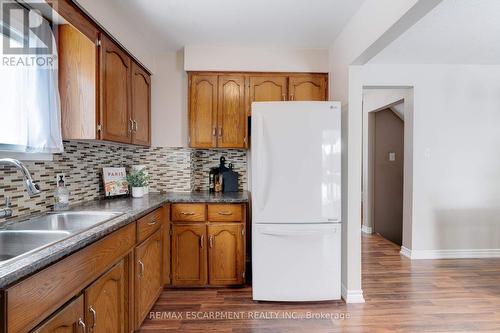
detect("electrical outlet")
[55,173,66,187]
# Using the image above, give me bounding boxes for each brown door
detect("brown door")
[131,62,151,146]
[374,109,404,245]
[217,75,247,148]
[248,75,288,115]
[135,229,163,326]
[189,74,218,148]
[84,260,126,333]
[289,74,327,101]
[208,223,244,285]
[171,224,207,286]
[33,296,85,333]
[100,34,131,144]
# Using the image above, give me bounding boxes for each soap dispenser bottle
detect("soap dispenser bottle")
[54,174,70,211]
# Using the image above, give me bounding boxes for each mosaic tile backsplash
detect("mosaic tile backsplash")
[0,141,247,222]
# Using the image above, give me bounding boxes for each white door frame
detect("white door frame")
[362,86,414,252]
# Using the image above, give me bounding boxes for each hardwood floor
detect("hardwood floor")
[139,234,500,332]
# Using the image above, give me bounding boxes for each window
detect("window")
[0,1,63,154]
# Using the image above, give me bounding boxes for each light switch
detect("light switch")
[389,152,396,161]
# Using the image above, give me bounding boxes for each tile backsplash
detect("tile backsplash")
[0,141,247,222]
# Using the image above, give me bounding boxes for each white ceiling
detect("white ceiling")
[102,0,365,51]
[370,0,500,64]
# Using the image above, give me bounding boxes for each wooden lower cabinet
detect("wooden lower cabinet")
[33,296,85,333]
[84,260,126,333]
[171,224,207,286]
[170,203,246,288]
[135,228,163,326]
[208,224,245,285]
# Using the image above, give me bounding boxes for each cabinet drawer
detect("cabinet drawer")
[171,204,206,222]
[208,204,243,222]
[137,208,162,243]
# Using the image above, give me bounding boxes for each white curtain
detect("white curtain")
[0,3,63,153]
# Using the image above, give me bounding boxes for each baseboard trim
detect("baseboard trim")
[400,246,412,258]
[341,284,365,303]
[361,225,373,234]
[400,247,500,259]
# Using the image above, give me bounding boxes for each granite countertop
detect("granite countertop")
[0,191,249,289]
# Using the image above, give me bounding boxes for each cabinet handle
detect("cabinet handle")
[89,306,96,331]
[282,93,286,101]
[128,119,133,133]
[217,211,232,216]
[209,235,213,248]
[218,127,223,138]
[138,260,145,277]
[212,126,217,137]
[290,94,294,101]
[133,120,138,132]
[200,235,204,248]
[147,219,158,226]
[180,212,195,216]
[78,319,87,333]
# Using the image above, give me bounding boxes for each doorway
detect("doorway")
[373,108,404,245]
[362,87,414,251]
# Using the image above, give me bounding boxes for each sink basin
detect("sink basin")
[7,211,123,232]
[0,230,72,262]
[0,211,123,264]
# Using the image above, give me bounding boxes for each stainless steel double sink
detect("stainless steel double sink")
[0,211,123,264]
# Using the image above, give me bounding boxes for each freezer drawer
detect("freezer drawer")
[252,223,341,301]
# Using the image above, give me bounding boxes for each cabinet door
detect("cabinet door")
[58,24,98,140]
[248,75,288,115]
[171,224,207,286]
[84,260,126,333]
[135,228,163,326]
[189,74,218,148]
[289,74,327,101]
[217,75,247,148]
[208,223,245,285]
[131,62,151,146]
[100,34,132,144]
[33,296,85,333]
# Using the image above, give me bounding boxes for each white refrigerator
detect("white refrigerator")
[251,101,342,302]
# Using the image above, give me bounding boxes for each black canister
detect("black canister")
[222,163,239,192]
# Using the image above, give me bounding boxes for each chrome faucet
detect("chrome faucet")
[0,158,41,218]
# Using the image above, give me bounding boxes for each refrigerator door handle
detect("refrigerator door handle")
[256,114,271,211]
[259,227,337,237]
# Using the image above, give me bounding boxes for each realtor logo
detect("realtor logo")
[2,1,53,55]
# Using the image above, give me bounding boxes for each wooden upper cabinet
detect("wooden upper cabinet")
[33,296,85,333]
[131,62,151,146]
[189,74,218,148]
[100,34,132,144]
[84,260,126,333]
[58,24,98,140]
[217,75,247,148]
[289,74,328,101]
[171,224,207,286]
[208,223,245,285]
[135,229,163,327]
[248,75,288,114]
[57,0,151,146]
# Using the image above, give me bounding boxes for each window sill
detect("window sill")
[0,151,53,161]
